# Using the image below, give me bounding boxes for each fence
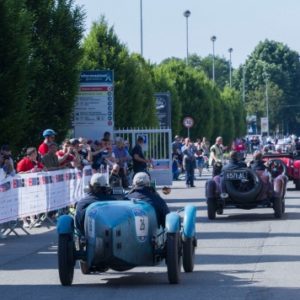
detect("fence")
[0,166,92,225]
[113,128,173,185]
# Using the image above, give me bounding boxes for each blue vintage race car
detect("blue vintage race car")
[57,199,197,285]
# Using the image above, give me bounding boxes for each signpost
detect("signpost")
[154,92,171,128]
[183,116,194,138]
[261,117,269,135]
[73,70,114,139]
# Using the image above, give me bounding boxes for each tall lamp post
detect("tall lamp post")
[211,35,217,82]
[228,47,233,87]
[140,0,143,56]
[242,64,246,103]
[263,67,270,137]
[183,10,191,65]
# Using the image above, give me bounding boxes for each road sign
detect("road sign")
[183,117,194,128]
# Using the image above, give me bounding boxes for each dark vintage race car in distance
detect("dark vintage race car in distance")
[205,162,288,220]
[263,150,300,190]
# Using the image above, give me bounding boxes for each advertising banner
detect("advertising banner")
[0,167,92,224]
[74,70,114,139]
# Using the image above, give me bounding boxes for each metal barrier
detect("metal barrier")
[113,128,173,185]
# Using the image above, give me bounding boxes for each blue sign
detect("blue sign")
[80,70,113,83]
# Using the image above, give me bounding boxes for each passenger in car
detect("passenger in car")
[75,173,118,235]
[249,151,267,171]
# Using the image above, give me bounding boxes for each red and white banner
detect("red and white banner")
[0,167,92,224]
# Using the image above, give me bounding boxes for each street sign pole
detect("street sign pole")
[183,116,194,138]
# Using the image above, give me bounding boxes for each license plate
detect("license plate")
[224,170,247,180]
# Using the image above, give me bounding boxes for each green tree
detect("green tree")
[234,39,300,134]
[25,0,85,145]
[0,0,31,150]
[246,83,284,134]
[81,17,157,128]
[222,87,246,140]
[189,54,230,90]
[159,59,215,140]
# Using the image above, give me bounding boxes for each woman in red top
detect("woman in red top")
[17,147,45,173]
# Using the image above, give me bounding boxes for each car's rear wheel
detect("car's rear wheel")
[58,234,75,286]
[182,237,195,272]
[166,232,181,284]
[207,198,216,220]
[295,179,300,190]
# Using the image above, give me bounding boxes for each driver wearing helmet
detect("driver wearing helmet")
[75,173,118,234]
[38,129,57,157]
[125,172,169,227]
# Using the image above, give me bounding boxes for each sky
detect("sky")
[75,0,300,68]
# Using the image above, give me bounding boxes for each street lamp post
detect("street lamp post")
[264,70,270,137]
[261,63,270,137]
[140,0,143,56]
[211,35,217,82]
[242,65,246,103]
[228,48,233,87]
[183,10,191,65]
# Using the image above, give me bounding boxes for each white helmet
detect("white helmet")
[275,144,282,151]
[133,172,150,187]
[90,173,108,187]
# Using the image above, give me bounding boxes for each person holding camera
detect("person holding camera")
[56,139,81,168]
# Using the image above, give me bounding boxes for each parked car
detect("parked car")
[205,162,287,219]
[57,200,197,285]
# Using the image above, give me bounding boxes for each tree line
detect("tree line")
[2,1,300,153]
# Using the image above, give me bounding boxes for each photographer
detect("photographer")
[56,139,81,168]
[0,145,15,178]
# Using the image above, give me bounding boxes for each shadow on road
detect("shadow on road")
[0,270,299,300]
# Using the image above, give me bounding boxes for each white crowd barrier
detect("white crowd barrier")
[0,166,92,225]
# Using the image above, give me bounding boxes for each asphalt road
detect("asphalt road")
[1,169,300,300]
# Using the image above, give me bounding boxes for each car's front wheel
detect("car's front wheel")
[166,232,181,284]
[58,234,75,286]
[182,237,195,272]
[273,196,284,219]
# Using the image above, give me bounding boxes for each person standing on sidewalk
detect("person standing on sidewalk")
[182,138,196,187]
[131,136,151,176]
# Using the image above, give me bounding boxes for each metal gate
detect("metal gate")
[113,128,173,186]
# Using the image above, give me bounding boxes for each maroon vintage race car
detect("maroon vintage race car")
[263,150,300,190]
[205,163,288,220]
